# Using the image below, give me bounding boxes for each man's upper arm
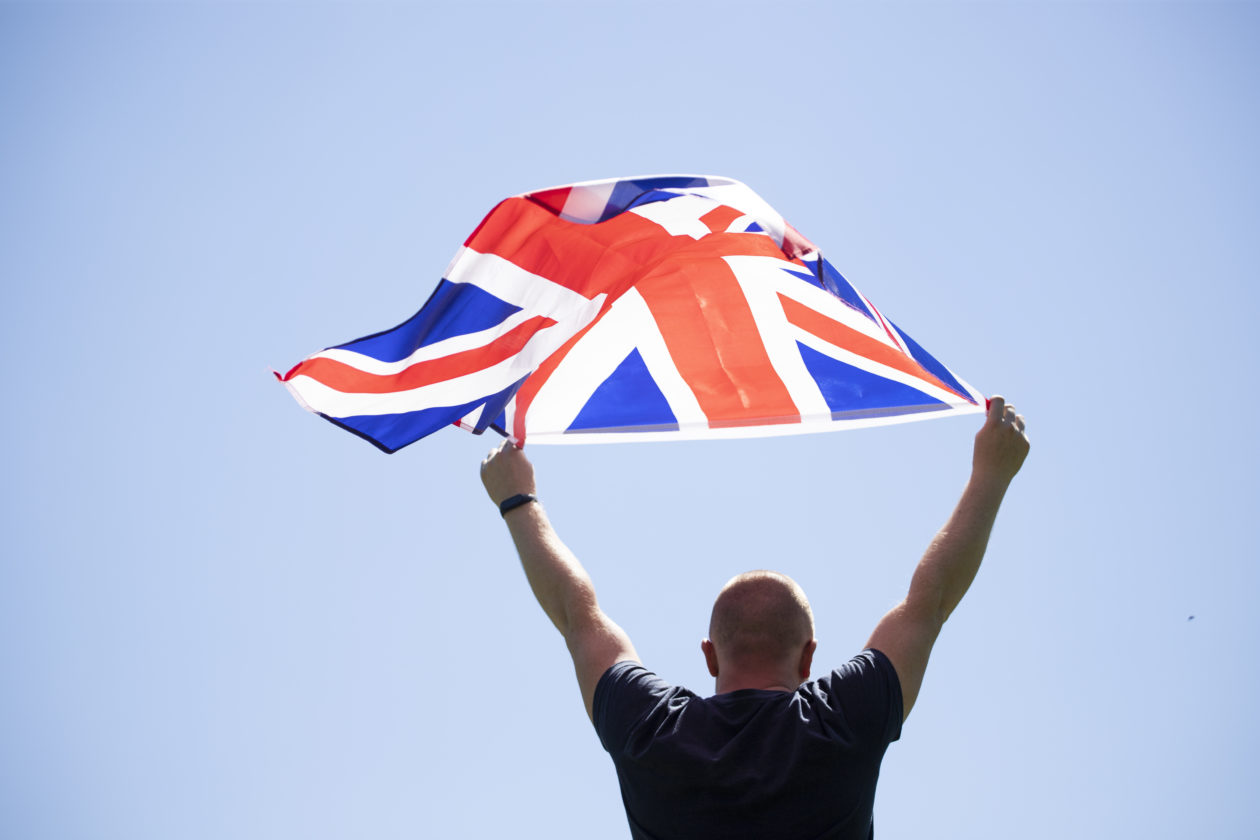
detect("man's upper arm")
[864,599,943,723]
[565,608,639,722]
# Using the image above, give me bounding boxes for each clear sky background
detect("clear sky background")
[3,1,1257,838]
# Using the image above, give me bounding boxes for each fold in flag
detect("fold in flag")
[279,175,984,452]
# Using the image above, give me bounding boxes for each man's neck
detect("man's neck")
[714,673,799,694]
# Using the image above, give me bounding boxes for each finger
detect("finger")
[1004,403,1017,424]
[1014,413,1026,432]
[484,439,510,463]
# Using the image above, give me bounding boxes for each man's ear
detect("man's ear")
[798,639,817,681]
[701,638,719,677]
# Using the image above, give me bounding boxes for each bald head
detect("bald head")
[708,571,815,670]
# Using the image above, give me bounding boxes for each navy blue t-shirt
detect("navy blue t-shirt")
[592,650,903,840]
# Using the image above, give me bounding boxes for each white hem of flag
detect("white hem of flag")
[522,400,985,445]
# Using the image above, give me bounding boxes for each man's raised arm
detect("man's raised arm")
[480,441,639,720]
[866,396,1030,722]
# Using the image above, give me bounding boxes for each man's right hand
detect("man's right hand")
[972,395,1030,486]
[480,440,537,506]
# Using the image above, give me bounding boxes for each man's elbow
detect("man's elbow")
[560,591,603,642]
[901,592,949,634]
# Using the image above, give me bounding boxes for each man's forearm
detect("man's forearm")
[905,397,1029,625]
[907,470,1011,625]
[502,502,597,639]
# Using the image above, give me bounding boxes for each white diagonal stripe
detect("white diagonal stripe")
[791,326,972,408]
[724,256,831,421]
[525,287,706,435]
[444,249,599,316]
[306,249,605,376]
[311,310,538,375]
[626,288,708,428]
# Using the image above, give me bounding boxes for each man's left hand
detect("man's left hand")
[480,440,537,506]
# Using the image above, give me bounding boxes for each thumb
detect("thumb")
[986,395,1006,426]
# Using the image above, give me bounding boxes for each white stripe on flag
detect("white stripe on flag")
[312,310,539,375]
[629,193,718,240]
[857,289,910,355]
[287,353,532,419]
[524,287,707,435]
[763,258,903,348]
[728,254,978,410]
[688,183,786,245]
[790,326,974,408]
[290,299,607,420]
[559,181,617,224]
[310,249,606,376]
[445,248,601,316]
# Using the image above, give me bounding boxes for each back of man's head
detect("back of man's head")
[708,571,815,670]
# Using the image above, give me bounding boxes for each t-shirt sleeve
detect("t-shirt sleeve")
[823,649,904,746]
[592,661,683,756]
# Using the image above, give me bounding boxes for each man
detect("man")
[480,396,1029,839]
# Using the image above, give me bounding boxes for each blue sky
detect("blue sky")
[2,2,1257,837]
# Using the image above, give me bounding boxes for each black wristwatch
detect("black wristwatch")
[498,493,538,517]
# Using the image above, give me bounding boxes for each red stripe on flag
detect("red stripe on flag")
[465,198,665,300]
[524,187,572,217]
[462,199,510,248]
[638,255,800,428]
[778,295,966,400]
[866,300,905,352]
[287,315,557,395]
[699,204,745,234]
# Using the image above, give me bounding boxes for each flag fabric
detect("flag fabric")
[279,175,984,452]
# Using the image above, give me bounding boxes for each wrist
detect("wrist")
[967,468,1012,498]
[498,493,539,517]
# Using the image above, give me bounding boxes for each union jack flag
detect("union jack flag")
[279,175,983,452]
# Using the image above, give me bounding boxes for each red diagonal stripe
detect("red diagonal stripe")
[287,315,556,394]
[778,294,965,400]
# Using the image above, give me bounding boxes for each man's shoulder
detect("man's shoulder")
[593,661,699,752]
[595,660,696,709]
[807,648,895,686]
[806,649,903,743]
[599,659,650,685]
